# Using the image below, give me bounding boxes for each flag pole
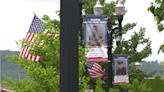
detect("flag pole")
[32,12,40,19]
[33,12,37,16]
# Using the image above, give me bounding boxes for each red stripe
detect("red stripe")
[38,56,42,62]
[88,62,107,80]
[26,47,29,60]
[92,66,104,74]
[29,34,36,61]
[19,33,31,58]
[88,71,99,75]
[33,38,40,61]
[19,34,29,57]
[23,33,32,58]
[19,30,57,62]
[19,34,28,57]
[22,34,32,59]
[91,68,103,74]
[26,33,36,60]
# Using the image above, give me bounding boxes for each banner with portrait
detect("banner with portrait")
[84,15,108,62]
[113,54,129,85]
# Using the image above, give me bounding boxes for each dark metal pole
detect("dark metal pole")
[117,15,123,38]
[107,18,116,91]
[108,32,113,92]
[117,16,123,33]
[79,0,84,46]
[116,15,123,46]
[60,0,79,92]
[108,28,118,91]
[116,41,120,46]
[107,17,120,92]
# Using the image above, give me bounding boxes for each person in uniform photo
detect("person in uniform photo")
[88,25,104,46]
[116,61,127,75]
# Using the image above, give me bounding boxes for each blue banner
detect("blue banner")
[84,15,107,46]
[113,54,129,85]
[84,15,108,62]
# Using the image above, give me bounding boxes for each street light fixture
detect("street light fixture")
[93,0,103,15]
[116,35,122,45]
[116,36,122,42]
[135,62,141,70]
[93,0,125,91]
[115,0,125,15]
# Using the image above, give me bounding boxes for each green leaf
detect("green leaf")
[158,44,164,54]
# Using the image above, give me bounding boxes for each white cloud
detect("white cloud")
[107,0,164,62]
[123,0,164,62]
[0,0,59,51]
[24,0,60,5]
[0,0,163,62]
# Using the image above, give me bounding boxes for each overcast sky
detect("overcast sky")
[0,0,163,62]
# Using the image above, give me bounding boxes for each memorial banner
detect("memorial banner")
[113,54,129,85]
[84,15,108,62]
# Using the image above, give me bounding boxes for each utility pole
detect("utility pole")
[60,0,79,92]
[18,69,20,82]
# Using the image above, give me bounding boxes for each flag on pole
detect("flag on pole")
[19,15,45,62]
[86,62,107,80]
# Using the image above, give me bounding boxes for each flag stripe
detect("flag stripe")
[19,15,45,62]
[87,62,107,80]
[24,34,34,57]
[22,33,32,58]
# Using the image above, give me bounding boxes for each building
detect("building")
[1,86,14,92]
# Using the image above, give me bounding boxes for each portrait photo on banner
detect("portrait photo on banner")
[115,61,127,75]
[86,24,105,46]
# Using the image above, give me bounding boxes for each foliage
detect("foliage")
[140,60,164,77]
[160,61,164,67]
[148,0,164,53]
[95,74,105,92]
[2,13,91,92]
[0,50,27,81]
[109,79,152,92]
[3,60,60,92]
[120,79,152,92]
[158,44,164,54]
[146,76,164,92]
[79,75,152,92]
[79,76,90,92]
[148,0,164,32]
[81,0,154,91]
[3,17,61,91]
[80,75,151,92]
[128,64,156,84]
[2,51,163,85]
[2,0,155,91]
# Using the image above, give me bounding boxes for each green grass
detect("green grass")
[146,76,164,92]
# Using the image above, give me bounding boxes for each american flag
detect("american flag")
[87,62,107,80]
[19,15,45,62]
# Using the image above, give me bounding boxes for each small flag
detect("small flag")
[87,62,107,80]
[19,15,45,62]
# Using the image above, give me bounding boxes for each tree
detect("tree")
[3,0,155,92]
[161,61,164,67]
[2,15,89,92]
[148,0,164,53]
[81,0,154,91]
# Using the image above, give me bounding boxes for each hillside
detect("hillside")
[0,50,164,82]
[0,50,27,81]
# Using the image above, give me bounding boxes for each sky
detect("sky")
[0,0,163,62]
